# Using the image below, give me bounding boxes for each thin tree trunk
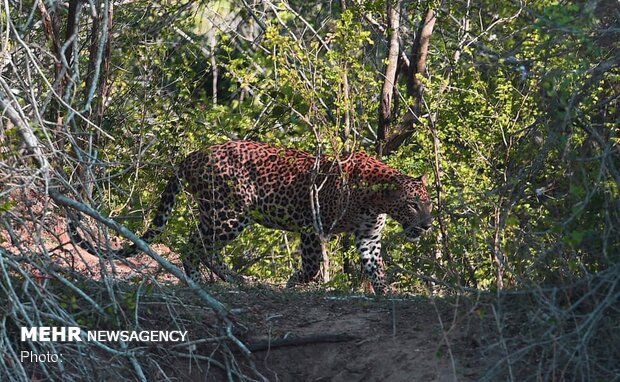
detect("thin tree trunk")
[210,32,218,105]
[408,9,436,116]
[375,0,401,156]
[320,238,330,283]
[380,8,436,155]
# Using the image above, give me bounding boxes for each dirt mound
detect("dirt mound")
[173,287,490,381]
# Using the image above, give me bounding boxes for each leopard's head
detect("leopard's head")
[376,174,433,241]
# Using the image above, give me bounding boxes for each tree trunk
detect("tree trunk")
[379,8,436,156]
[375,0,401,156]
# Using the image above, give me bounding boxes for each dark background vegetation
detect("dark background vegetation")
[1,0,618,380]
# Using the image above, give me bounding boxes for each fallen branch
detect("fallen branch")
[48,190,250,355]
[246,333,357,352]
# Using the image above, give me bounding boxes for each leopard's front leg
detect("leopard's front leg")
[355,214,387,295]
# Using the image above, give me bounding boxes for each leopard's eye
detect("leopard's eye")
[410,201,420,211]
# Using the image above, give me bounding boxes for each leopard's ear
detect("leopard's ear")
[418,174,428,186]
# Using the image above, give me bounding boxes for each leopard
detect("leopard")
[117,140,433,294]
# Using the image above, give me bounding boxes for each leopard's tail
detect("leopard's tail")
[116,173,184,258]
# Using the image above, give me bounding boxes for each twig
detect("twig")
[246,333,357,352]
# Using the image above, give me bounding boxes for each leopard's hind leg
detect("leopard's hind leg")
[286,232,324,287]
[181,209,250,284]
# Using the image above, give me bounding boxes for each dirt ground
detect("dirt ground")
[122,282,495,381]
[204,286,490,382]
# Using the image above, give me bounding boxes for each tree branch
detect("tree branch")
[247,333,357,352]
